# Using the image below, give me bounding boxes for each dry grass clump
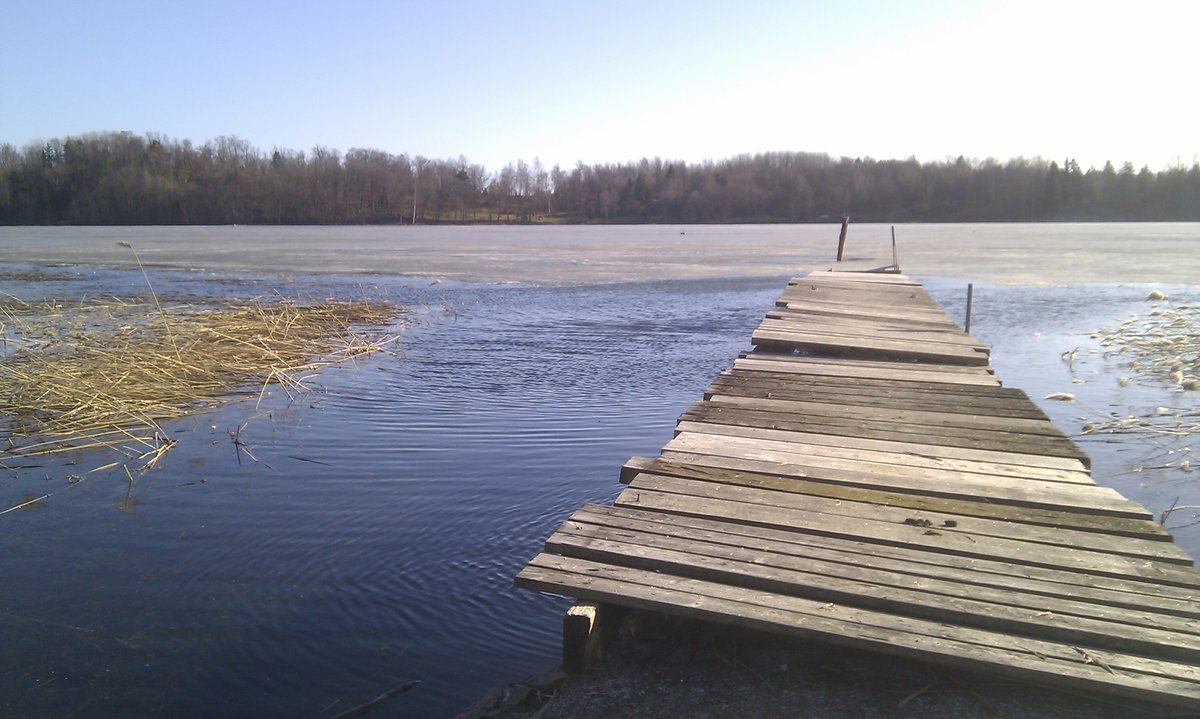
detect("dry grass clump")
[1078,407,1199,446]
[1,295,403,469]
[1062,293,1198,488]
[1092,295,1199,391]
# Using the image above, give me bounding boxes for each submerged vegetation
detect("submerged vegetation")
[1091,294,1199,392]
[1053,293,1197,528]
[2,131,1199,225]
[1078,295,1198,469]
[0,294,403,472]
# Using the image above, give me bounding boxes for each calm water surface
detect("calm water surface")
[0,225,1197,718]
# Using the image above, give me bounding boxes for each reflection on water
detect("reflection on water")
[0,226,1197,718]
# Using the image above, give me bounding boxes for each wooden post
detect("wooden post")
[965,283,974,333]
[562,602,633,674]
[836,215,850,261]
[891,225,899,271]
[562,601,607,674]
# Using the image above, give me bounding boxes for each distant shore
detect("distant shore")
[5,133,1198,226]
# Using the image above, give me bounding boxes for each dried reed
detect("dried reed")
[1062,294,1198,490]
[1,295,403,470]
[1092,295,1199,391]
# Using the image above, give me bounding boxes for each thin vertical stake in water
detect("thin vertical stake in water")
[836,215,850,261]
[965,283,974,333]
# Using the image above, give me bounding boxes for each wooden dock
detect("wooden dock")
[515,272,1200,710]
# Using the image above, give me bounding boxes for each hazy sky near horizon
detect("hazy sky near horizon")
[3,0,1197,173]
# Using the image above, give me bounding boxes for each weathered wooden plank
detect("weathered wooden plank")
[797,272,920,285]
[622,473,1182,562]
[793,272,923,283]
[772,297,950,315]
[705,375,1048,419]
[737,352,996,376]
[796,272,921,286]
[778,283,947,305]
[704,394,1066,438]
[620,456,1167,537]
[701,388,1033,419]
[774,297,957,323]
[692,395,1084,459]
[789,273,927,286]
[672,422,1090,475]
[776,288,947,314]
[683,403,1089,464]
[663,433,1095,493]
[759,311,977,337]
[774,297,949,319]
[683,403,1079,459]
[613,489,1198,581]
[764,308,974,336]
[782,290,933,305]
[696,392,1045,429]
[516,555,1200,709]
[770,303,965,330]
[545,527,1200,659]
[770,311,964,336]
[710,368,1037,403]
[725,364,1009,395]
[732,357,1002,386]
[739,350,993,374]
[778,283,944,302]
[659,441,1095,491]
[570,504,1197,612]
[757,317,989,353]
[752,328,990,366]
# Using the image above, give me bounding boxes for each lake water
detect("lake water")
[0,224,1197,718]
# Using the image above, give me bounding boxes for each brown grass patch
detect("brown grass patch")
[1,295,404,470]
[1062,294,1198,490]
[1092,295,1199,391]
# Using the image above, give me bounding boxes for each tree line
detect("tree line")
[2,131,1198,225]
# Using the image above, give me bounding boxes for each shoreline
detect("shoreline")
[455,615,1166,719]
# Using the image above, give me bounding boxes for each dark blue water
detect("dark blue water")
[0,268,785,718]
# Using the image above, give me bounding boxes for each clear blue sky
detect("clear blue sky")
[3,0,1196,173]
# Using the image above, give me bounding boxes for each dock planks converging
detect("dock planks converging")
[516,272,1200,710]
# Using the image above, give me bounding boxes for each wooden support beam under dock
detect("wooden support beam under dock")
[516,272,1200,710]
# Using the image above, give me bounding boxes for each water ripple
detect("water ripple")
[0,273,783,718]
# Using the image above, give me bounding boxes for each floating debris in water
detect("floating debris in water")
[1067,320,1198,486]
[1092,296,1198,391]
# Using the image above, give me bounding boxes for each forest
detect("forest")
[2,131,1198,225]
